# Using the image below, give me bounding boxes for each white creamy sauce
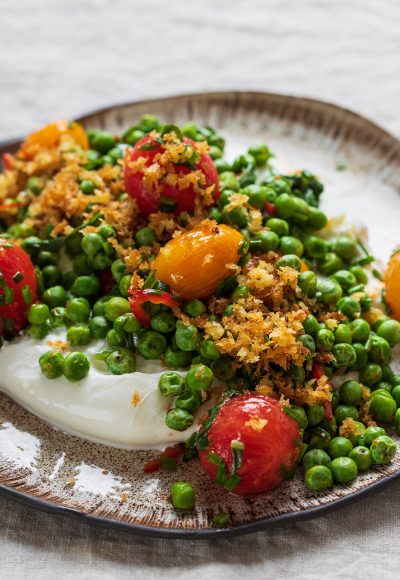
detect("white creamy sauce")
[0,331,200,450]
[1,132,400,449]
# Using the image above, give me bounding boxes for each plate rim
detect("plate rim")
[1,90,400,539]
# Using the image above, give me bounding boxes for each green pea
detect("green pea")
[28,303,50,325]
[350,342,369,370]
[291,365,306,383]
[276,254,302,271]
[241,184,268,209]
[394,408,400,434]
[171,481,196,510]
[214,159,231,174]
[337,297,361,320]
[304,465,333,492]
[72,275,100,297]
[42,285,68,308]
[275,193,295,219]
[93,253,112,271]
[89,316,110,339]
[391,385,400,407]
[150,311,176,334]
[117,274,132,297]
[368,335,391,364]
[63,351,90,382]
[50,306,66,327]
[334,324,352,344]
[158,372,185,397]
[331,391,340,411]
[165,409,194,432]
[104,297,131,321]
[362,426,386,447]
[349,265,368,284]
[340,380,363,405]
[135,227,156,247]
[247,144,272,166]
[333,236,358,261]
[370,393,396,423]
[113,312,141,334]
[36,251,57,268]
[42,265,62,288]
[298,271,317,297]
[137,330,167,359]
[221,205,249,228]
[316,328,335,352]
[350,319,370,342]
[330,456,358,483]
[26,322,50,339]
[381,364,397,386]
[26,176,44,195]
[279,236,304,257]
[186,364,214,391]
[200,340,220,361]
[266,218,289,237]
[174,389,201,413]
[307,405,325,427]
[328,436,354,459]
[163,347,192,369]
[218,172,239,193]
[309,427,331,450]
[79,179,96,195]
[82,233,103,256]
[304,236,329,259]
[211,357,235,381]
[65,297,91,323]
[332,343,357,368]
[89,130,115,153]
[175,321,200,352]
[111,258,126,282]
[334,404,359,425]
[348,446,372,472]
[99,224,116,240]
[319,252,344,276]
[39,350,64,380]
[73,253,93,276]
[307,207,328,230]
[230,286,249,303]
[92,296,111,316]
[345,421,366,445]
[251,230,280,253]
[375,319,400,346]
[331,269,357,291]
[303,315,319,336]
[372,381,392,394]
[370,435,397,464]
[284,406,308,429]
[122,128,145,145]
[299,334,316,353]
[302,449,331,472]
[106,328,126,347]
[317,279,343,305]
[182,299,206,317]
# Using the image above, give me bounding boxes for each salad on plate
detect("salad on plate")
[0,115,400,514]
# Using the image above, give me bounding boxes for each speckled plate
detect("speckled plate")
[1,92,400,538]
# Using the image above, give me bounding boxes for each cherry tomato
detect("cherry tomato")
[197,393,301,495]
[0,238,37,335]
[124,135,219,216]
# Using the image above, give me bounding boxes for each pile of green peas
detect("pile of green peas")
[4,117,400,504]
[302,425,397,491]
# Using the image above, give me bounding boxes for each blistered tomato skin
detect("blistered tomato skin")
[124,135,220,216]
[0,239,37,334]
[385,250,400,321]
[154,221,243,299]
[198,393,301,495]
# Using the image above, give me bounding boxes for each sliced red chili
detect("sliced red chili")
[2,153,14,171]
[323,400,333,422]
[265,202,277,216]
[128,288,180,328]
[143,458,161,474]
[0,202,22,211]
[311,363,325,381]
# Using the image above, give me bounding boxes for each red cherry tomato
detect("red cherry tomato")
[0,238,37,335]
[197,393,301,495]
[124,135,219,216]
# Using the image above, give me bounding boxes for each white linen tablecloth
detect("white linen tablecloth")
[1,0,400,577]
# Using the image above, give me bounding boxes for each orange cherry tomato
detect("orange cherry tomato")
[384,249,400,321]
[154,221,243,300]
[20,120,88,158]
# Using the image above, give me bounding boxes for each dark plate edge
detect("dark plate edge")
[0,90,400,539]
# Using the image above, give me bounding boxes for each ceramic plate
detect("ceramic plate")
[1,92,400,538]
